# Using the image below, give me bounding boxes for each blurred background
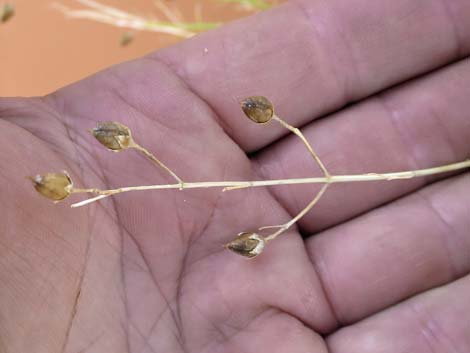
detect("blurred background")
[0,0,279,96]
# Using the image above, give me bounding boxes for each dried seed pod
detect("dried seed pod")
[240,96,274,124]
[120,32,134,46]
[29,172,73,201]
[0,4,14,23]
[91,121,133,151]
[225,232,265,258]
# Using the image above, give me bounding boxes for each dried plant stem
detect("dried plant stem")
[263,183,329,241]
[273,115,331,178]
[257,114,330,240]
[70,159,470,208]
[31,94,470,258]
[129,141,184,188]
[223,115,330,191]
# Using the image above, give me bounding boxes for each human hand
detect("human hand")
[1,0,469,352]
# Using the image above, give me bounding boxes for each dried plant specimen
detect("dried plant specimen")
[30,96,470,258]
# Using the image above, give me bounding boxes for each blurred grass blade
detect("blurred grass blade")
[53,1,221,39]
[152,21,220,32]
[218,0,272,11]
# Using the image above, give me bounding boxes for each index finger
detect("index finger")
[154,0,470,151]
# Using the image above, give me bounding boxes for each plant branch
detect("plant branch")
[30,94,470,259]
[263,183,329,241]
[256,114,330,240]
[69,159,470,207]
[273,115,330,178]
[129,141,184,188]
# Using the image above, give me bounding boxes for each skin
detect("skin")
[0,0,469,352]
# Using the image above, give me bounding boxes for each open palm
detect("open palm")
[1,0,470,352]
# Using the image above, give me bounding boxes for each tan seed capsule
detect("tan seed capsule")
[240,96,274,124]
[225,232,265,258]
[0,4,14,23]
[91,121,133,151]
[120,32,134,46]
[29,172,73,201]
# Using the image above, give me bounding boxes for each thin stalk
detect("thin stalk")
[129,141,184,188]
[272,115,330,178]
[70,159,470,208]
[260,114,330,239]
[264,183,329,241]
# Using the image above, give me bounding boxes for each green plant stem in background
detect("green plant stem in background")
[54,0,276,41]
[53,1,196,38]
[218,0,272,10]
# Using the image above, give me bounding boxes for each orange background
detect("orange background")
[0,0,257,96]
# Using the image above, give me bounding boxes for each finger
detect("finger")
[254,57,470,234]
[327,274,470,353]
[207,309,328,353]
[307,173,470,326]
[155,0,470,151]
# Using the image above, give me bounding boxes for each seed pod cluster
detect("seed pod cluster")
[29,172,73,201]
[240,96,274,124]
[91,121,133,151]
[225,232,266,258]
